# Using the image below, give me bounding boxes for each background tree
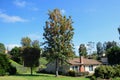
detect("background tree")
[79,44,87,57]
[103,41,117,51]
[43,9,74,76]
[32,40,40,49]
[0,43,5,53]
[22,47,40,75]
[96,42,104,57]
[107,46,120,65]
[118,26,120,39]
[21,37,31,48]
[9,47,22,64]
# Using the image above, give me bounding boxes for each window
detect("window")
[89,65,93,71]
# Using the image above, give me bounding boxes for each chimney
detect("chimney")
[80,56,83,64]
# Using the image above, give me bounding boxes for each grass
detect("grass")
[0,73,90,80]
[9,60,29,73]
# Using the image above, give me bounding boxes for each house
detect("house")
[45,56,102,74]
[68,56,102,73]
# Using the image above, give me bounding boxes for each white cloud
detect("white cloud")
[0,12,28,23]
[13,0,26,7]
[6,44,20,50]
[60,9,66,14]
[27,33,41,40]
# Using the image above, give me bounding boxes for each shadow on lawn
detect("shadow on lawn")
[15,73,53,77]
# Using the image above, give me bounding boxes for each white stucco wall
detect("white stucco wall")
[84,65,98,73]
[45,61,70,74]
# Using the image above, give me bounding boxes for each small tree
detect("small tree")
[9,47,22,64]
[22,47,40,75]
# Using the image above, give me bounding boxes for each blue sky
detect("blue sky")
[0,0,120,55]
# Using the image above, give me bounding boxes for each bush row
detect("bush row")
[67,70,89,77]
[91,65,120,80]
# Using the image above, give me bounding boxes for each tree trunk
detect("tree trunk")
[30,67,33,75]
[55,58,59,77]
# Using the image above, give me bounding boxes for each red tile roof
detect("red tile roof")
[68,58,102,65]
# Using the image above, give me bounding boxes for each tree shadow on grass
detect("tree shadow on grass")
[15,73,53,77]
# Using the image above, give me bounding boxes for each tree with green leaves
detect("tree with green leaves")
[0,43,5,53]
[79,44,87,57]
[22,47,40,75]
[107,46,120,65]
[9,47,22,64]
[21,37,31,48]
[43,9,74,76]
[32,40,40,49]
[103,41,117,51]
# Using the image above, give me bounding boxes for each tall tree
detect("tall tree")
[22,47,40,75]
[96,42,104,57]
[43,9,74,77]
[0,43,5,53]
[79,44,87,57]
[21,37,31,47]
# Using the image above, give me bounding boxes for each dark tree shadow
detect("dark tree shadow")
[14,73,53,77]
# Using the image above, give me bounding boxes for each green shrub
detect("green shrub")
[67,70,76,77]
[94,65,116,79]
[0,66,6,76]
[0,53,10,76]
[114,65,120,77]
[90,76,96,80]
[8,65,17,75]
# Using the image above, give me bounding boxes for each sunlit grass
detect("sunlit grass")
[0,73,90,80]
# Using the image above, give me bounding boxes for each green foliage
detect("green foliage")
[9,47,22,64]
[43,9,74,76]
[67,70,76,77]
[0,53,10,76]
[103,41,117,51]
[32,40,40,49]
[21,37,31,47]
[114,65,120,77]
[107,46,120,65]
[22,47,40,75]
[79,44,87,57]
[0,43,5,53]
[8,65,17,75]
[90,76,96,80]
[94,65,117,79]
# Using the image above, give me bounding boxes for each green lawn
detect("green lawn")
[0,74,90,80]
